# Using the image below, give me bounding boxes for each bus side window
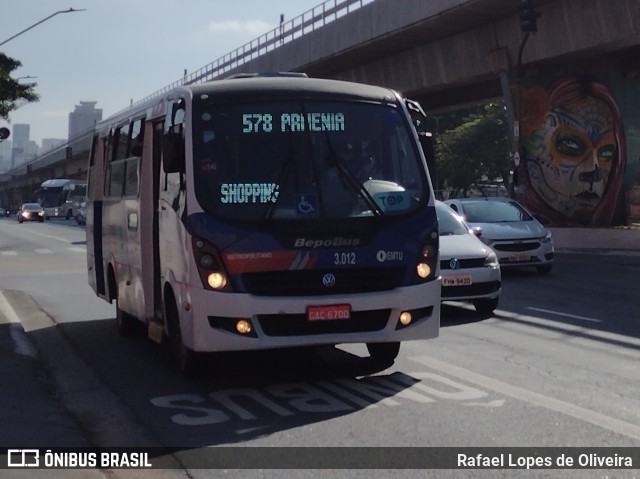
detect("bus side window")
[123,118,144,197]
[106,124,129,197]
[124,157,139,197]
[108,160,126,197]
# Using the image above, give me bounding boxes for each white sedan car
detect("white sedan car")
[444,197,554,274]
[436,201,501,314]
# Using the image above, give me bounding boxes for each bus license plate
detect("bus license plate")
[442,274,472,286]
[307,304,351,321]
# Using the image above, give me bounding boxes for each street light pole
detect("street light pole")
[0,8,86,47]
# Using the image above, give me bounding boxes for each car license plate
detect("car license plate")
[508,253,530,262]
[307,304,351,321]
[442,274,472,286]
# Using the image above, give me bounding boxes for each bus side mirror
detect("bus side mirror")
[405,99,426,131]
[162,131,185,173]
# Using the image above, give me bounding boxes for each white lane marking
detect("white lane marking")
[0,291,20,324]
[3,223,78,244]
[1,251,18,256]
[527,307,602,323]
[447,301,640,349]
[67,246,86,253]
[0,291,37,357]
[35,249,54,254]
[411,355,640,441]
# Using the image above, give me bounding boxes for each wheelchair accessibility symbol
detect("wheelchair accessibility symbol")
[296,195,317,214]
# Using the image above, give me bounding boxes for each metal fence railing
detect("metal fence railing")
[134,0,375,107]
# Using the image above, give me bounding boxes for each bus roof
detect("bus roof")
[98,75,402,130]
[188,76,399,102]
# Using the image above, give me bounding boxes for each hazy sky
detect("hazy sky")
[1,0,329,144]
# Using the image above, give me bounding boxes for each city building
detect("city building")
[68,101,102,140]
[11,123,30,168]
[0,139,11,172]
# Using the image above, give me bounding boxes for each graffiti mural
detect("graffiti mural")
[518,75,627,226]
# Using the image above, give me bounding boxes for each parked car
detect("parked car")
[436,201,501,314]
[17,203,45,223]
[444,197,554,274]
[75,201,86,225]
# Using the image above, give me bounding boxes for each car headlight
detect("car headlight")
[540,231,552,243]
[484,250,499,267]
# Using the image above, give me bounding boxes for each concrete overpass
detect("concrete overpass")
[162,0,640,109]
[2,0,639,225]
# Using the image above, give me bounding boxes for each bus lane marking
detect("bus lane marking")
[410,355,640,441]
[527,307,602,323]
[149,370,495,427]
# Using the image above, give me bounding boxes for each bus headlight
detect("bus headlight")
[207,272,227,290]
[413,232,438,283]
[193,236,232,292]
[416,262,431,278]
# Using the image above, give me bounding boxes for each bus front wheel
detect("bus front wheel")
[164,290,200,377]
[366,341,400,364]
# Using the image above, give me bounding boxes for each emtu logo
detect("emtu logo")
[8,449,39,467]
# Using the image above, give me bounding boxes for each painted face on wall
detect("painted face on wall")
[524,95,617,222]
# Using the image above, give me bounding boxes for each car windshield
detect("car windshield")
[192,98,427,222]
[23,203,42,210]
[436,202,470,235]
[462,200,533,223]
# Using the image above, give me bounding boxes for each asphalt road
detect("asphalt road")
[0,217,638,478]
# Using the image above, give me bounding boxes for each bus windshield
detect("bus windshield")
[192,99,427,222]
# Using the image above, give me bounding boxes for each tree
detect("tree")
[0,52,39,120]
[435,102,510,196]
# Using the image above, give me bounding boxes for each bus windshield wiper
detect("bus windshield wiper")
[326,140,383,217]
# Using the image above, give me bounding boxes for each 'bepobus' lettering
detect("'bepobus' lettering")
[294,237,361,248]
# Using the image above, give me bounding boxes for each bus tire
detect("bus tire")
[366,341,400,364]
[164,289,200,377]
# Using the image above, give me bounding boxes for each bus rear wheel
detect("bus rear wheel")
[366,341,400,364]
[164,290,200,377]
